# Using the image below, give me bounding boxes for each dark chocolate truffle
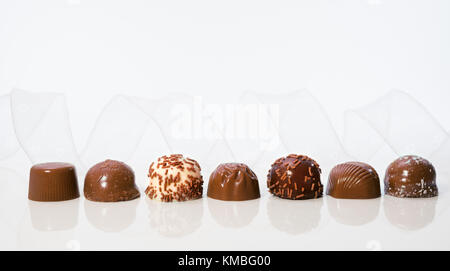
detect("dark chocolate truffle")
[207,163,260,201]
[384,155,438,198]
[28,162,80,202]
[327,162,381,199]
[84,159,140,202]
[145,154,203,202]
[267,154,323,200]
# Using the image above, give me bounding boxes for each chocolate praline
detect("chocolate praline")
[384,155,438,198]
[84,159,140,202]
[267,154,323,200]
[145,154,203,202]
[29,162,79,202]
[327,162,381,199]
[207,163,260,201]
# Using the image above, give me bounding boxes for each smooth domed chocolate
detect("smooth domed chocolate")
[267,154,323,200]
[145,154,203,202]
[84,159,140,202]
[207,163,260,201]
[384,155,437,198]
[29,162,79,202]
[327,162,381,199]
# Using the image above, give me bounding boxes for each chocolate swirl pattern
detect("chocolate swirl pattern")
[327,162,381,199]
[207,163,260,201]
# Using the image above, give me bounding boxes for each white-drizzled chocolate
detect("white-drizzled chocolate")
[145,154,203,202]
[384,155,438,198]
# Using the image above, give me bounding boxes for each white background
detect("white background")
[1,0,450,250]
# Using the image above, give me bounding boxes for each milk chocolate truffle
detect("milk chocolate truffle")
[145,154,203,202]
[28,162,79,201]
[327,162,381,199]
[84,159,140,202]
[207,163,260,201]
[267,154,323,200]
[384,155,438,198]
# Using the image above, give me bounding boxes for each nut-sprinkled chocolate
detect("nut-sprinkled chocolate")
[384,155,438,198]
[327,162,381,199]
[145,154,203,202]
[207,163,260,201]
[267,154,323,200]
[28,162,79,201]
[84,159,140,202]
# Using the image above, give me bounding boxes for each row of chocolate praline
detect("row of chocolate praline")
[27,153,438,203]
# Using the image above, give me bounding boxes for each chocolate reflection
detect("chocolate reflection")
[146,198,203,237]
[18,198,80,250]
[267,196,323,234]
[28,198,79,231]
[384,195,437,230]
[84,198,139,232]
[207,198,260,228]
[327,197,380,226]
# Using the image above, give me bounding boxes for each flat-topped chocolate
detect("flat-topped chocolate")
[327,162,381,199]
[207,163,260,201]
[267,154,323,200]
[28,162,79,201]
[384,155,438,198]
[84,159,140,202]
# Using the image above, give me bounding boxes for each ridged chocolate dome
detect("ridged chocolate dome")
[327,162,380,199]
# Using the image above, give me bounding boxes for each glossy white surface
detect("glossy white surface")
[1,157,450,251]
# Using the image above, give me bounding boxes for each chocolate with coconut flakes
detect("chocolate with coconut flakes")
[384,155,437,198]
[267,154,323,200]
